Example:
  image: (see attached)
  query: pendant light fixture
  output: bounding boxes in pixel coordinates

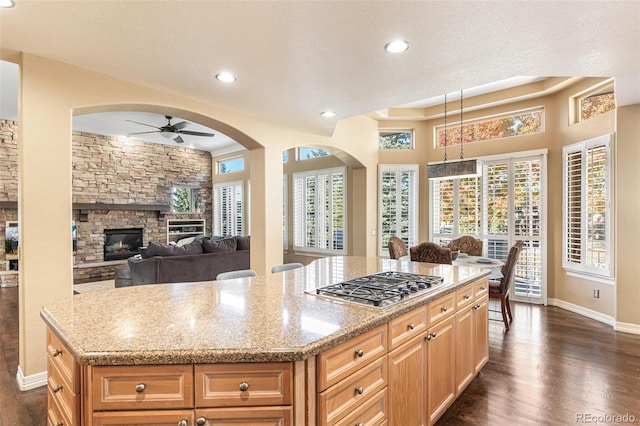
[427,89,479,180]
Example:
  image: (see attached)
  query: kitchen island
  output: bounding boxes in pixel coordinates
[41,256,491,425]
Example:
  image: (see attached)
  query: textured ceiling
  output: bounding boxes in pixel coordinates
[1,1,639,139]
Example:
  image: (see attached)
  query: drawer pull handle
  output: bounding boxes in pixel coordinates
[52,348,62,357]
[239,381,249,392]
[51,384,63,393]
[355,386,364,395]
[464,294,471,300]
[196,417,207,426]
[178,420,188,426]
[355,349,364,357]
[431,332,437,338]
[408,323,415,330]
[356,423,364,426]
[135,383,146,393]
[481,286,486,290]
[425,334,431,341]
[441,306,448,312]
[54,422,64,426]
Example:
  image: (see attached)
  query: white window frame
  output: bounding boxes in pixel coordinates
[213,180,244,237]
[378,164,419,256]
[171,186,200,213]
[292,166,346,255]
[378,129,415,150]
[573,79,615,124]
[216,156,245,174]
[562,134,614,280]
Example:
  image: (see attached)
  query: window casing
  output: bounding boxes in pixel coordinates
[293,167,345,254]
[217,157,245,174]
[298,147,330,160]
[434,107,544,148]
[563,134,613,278]
[379,130,414,149]
[577,83,616,122]
[213,181,244,237]
[378,165,419,256]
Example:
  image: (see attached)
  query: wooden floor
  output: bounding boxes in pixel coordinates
[1,286,639,425]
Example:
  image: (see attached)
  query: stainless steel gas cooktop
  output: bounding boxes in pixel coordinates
[314,271,444,308]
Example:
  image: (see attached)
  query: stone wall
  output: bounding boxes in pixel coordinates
[0,120,214,281]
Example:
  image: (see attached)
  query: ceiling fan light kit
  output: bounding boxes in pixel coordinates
[126,115,215,144]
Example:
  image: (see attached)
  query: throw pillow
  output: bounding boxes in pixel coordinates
[202,237,237,253]
[145,240,203,257]
[176,236,196,247]
[236,236,250,251]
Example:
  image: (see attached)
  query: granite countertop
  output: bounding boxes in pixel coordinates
[41,256,490,366]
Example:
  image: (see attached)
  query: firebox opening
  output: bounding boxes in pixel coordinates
[104,228,143,261]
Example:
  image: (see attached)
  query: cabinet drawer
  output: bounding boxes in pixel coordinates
[92,409,194,425]
[195,362,292,407]
[456,283,475,309]
[47,364,79,425]
[318,357,387,426]
[47,329,79,392]
[428,292,456,325]
[47,386,72,426]
[388,306,428,350]
[196,406,293,425]
[474,277,489,299]
[317,325,387,391]
[91,364,194,410]
[331,388,387,426]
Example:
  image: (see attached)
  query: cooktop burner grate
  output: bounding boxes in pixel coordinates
[315,271,444,307]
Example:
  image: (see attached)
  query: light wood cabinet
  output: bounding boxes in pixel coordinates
[195,406,293,425]
[426,315,456,425]
[92,410,194,425]
[46,329,80,426]
[387,332,427,426]
[455,302,476,394]
[473,295,489,373]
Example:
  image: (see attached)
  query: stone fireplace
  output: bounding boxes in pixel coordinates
[103,228,143,261]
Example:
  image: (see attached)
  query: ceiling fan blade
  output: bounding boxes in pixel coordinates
[172,121,189,130]
[173,135,185,144]
[127,131,160,136]
[178,130,215,137]
[126,120,161,129]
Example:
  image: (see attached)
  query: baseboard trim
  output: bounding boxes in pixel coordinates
[614,321,640,335]
[16,365,47,391]
[547,298,615,327]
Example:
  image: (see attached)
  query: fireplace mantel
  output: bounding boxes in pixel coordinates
[1,201,170,221]
[73,203,170,221]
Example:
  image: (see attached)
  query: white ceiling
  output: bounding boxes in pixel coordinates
[1,1,639,146]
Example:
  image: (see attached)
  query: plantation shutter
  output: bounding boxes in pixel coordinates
[378,165,418,256]
[564,148,583,266]
[213,181,243,237]
[483,162,509,259]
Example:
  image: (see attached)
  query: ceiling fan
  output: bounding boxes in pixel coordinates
[126,115,215,144]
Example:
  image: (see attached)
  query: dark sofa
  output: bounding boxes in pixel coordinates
[125,236,250,286]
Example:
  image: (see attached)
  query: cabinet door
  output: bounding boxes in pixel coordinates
[427,316,456,425]
[387,335,426,426]
[195,406,292,426]
[455,305,474,395]
[92,409,194,425]
[473,295,489,373]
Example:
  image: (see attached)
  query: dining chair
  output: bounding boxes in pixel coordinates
[448,236,483,256]
[271,263,304,273]
[388,235,408,259]
[409,242,453,264]
[488,240,524,331]
[216,269,257,280]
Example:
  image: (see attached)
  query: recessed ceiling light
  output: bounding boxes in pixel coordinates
[0,0,15,8]
[385,40,409,53]
[216,73,236,83]
[321,111,336,118]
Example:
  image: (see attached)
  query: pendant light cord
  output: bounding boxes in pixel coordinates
[459,89,464,160]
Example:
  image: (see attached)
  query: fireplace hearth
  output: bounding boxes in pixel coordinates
[104,228,143,261]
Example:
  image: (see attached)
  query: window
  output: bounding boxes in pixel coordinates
[217,156,244,174]
[430,153,546,302]
[298,147,329,160]
[435,107,544,147]
[577,84,615,122]
[172,186,200,213]
[213,181,244,236]
[379,130,414,149]
[283,174,288,249]
[563,134,613,278]
[293,167,345,253]
[378,165,419,256]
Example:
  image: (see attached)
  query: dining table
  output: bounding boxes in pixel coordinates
[453,254,505,279]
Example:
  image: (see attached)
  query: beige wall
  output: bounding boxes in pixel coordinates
[11,53,379,380]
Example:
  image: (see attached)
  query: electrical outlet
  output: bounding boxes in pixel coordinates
[593,288,600,299]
